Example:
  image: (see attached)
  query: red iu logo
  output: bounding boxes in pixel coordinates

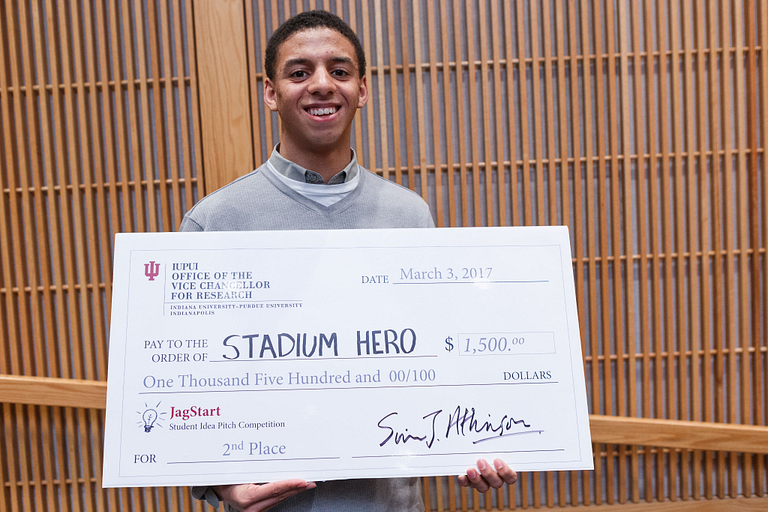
[144,261,160,281]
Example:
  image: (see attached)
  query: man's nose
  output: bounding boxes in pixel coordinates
[308,68,335,94]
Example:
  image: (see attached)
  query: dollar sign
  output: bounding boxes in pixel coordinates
[445,336,454,352]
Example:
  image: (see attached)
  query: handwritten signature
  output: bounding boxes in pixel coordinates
[378,410,442,448]
[378,406,543,449]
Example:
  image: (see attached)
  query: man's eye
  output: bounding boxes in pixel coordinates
[331,69,350,77]
[290,70,308,78]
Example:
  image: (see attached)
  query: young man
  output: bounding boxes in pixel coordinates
[182,10,516,511]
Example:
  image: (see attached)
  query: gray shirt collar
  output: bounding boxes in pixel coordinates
[268,145,360,184]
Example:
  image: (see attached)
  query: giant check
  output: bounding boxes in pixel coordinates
[103,226,592,487]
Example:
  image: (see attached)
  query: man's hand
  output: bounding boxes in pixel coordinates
[457,459,517,493]
[213,480,316,512]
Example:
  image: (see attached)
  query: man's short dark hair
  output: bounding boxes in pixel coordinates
[264,10,366,80]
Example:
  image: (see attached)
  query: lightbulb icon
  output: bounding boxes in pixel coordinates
[142,409,158,432]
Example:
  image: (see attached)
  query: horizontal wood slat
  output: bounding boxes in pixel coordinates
[0,375,107,410]
[590,416,768,455]
[2,375,767,455]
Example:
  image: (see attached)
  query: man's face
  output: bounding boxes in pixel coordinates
[264,28,368,157]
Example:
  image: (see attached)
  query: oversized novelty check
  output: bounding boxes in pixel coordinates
[102,227,592,487]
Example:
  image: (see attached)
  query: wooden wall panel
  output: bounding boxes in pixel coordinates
[1,0,767,511]
[193,0,252,192]
[0,0,204,510]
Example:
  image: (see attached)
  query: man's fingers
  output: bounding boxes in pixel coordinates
[255,481,316,510]
[266,479,316,495]
[464,466,490,493]
[456,470,475,488]
[492,458,518,485]
[258,480,316,507]
[216,480,315,512]
[457,460,518,494]
[261,479,316,502]
[475,459,503,489]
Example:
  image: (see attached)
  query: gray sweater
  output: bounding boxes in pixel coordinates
[179,158,434,233]
[181,153,432,512]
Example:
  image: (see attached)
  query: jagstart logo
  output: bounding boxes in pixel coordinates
[137,401,167,433]
[169,405,222,421]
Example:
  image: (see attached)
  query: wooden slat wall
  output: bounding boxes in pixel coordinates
[0,0,205,510]
[0,0,767,510]
[242,0,768,509]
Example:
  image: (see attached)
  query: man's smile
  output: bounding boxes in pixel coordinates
[307,106,339,116]
[306,105,340,118]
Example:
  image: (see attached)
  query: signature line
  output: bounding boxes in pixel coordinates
[352,448,564,459]
[166,456,340,464]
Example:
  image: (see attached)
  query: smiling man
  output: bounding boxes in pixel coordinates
[181,10,516,512]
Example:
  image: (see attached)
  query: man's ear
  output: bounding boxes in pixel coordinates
[264,78,279,112]
[357,75,369,109]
